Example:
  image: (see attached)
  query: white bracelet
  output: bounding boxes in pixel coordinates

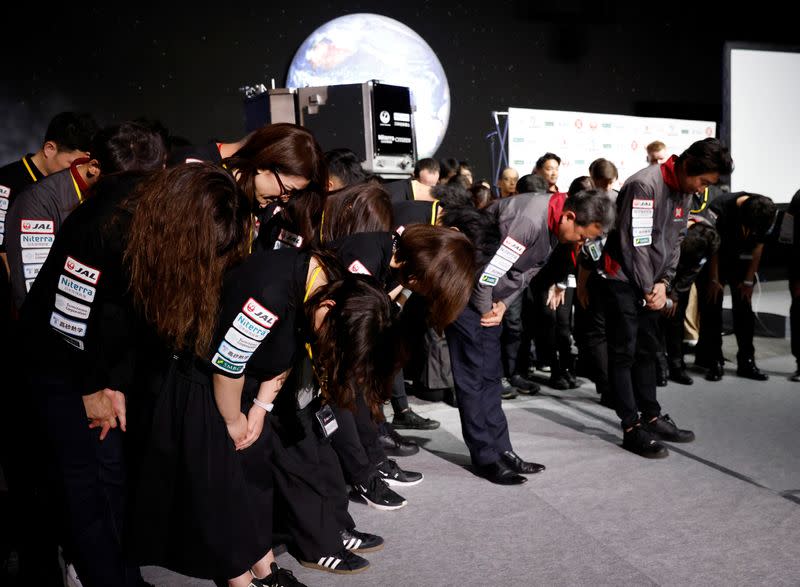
[743,280,754,287]
[253,398,274,412]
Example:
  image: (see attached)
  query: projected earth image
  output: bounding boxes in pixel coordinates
[286,13,450,158]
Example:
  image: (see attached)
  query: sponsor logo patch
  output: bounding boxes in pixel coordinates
[23,264,42,279]
[0,210,5,221]
[633,235,653,247]
[25,279,34,292]
[488,255,513,273]
[20,234,54,248]
[233,312,269,340]
[55,293,91,319]
[632,227,652,237]
[674,207,684,220]
[218,340,253,363]
[632,199,654,209]
[64,256,101,285]
[22,249,49,264]
[0,185,10,198]
[242,298,278,328]
[20,219,54,234]
[502,236,526,255]
[348,260,372,275]
[184,158,203,164]
[212,352,245,374]
[395,225,406,235]
[632,209,654,218]
[276,229,303,248]
[479,273,499,286]
[58,275,96,303]
[224,327,260,352]
[50,311,87,337]
[483,263,506,278]
[494,245,521,263]
[632,217,654,228]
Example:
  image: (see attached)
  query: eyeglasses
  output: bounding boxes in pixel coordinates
[272,168,296,198]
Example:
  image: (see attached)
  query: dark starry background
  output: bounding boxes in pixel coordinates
[0,1,795,181]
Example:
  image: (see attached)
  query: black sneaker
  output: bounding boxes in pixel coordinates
[500,377,518,399]
[622,426,669,459]
[351,474,408,510]
[341,528,384,553]
[392,408,440,430]
[547,374,570,390]
[299,547,369,574]
[253,562,306,586]
[642,414,695,443]
[377,423,419,457]
[376,458,424,487]
[736,358,769,381]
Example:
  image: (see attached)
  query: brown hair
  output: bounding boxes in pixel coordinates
[225,123,328,245]
[125,163,253,356]
[305,275,397,419]
[319,181,393,243]
[393,224,475,331]
[588,159,618,191]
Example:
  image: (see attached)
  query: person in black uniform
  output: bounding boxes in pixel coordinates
[383,157,439,203]
[123,164,303,587]
[694,192,777,381]
[600,138,733,458]
[17,157,172,586]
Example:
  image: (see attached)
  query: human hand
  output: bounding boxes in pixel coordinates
[480,301,507,327]
[236,404,267,450]
[645,282,667,310]
[661,296,678,317]
[84,390,119,441]
[225,412,249,446]
[737,281,754,303]
[546,285,566,310]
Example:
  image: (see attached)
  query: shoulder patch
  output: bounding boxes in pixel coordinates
[347,260,372,275]
[632,199,654,209]
[20,219,54,234]
[64,256,101,285]
[242,298,278,329]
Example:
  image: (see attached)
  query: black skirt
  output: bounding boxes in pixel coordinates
[126,356,274,580]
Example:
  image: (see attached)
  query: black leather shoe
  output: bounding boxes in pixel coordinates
[736,358,769,381]
[500,450,545,474]
[705,360,724,382]
[642,414,695,443]
[377,424,419,457]
[656,373,668,387]
[668,367,694,385]
[477,460,527,485]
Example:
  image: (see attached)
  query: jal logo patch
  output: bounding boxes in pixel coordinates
[277,229,303,248]
[58,275,96,303]
[243,298,278,329]
[632,199,654,209]
[502,236,526,256]
[21,219,54,234]
[64,256,101,285]
[347,260,372,275]
[20,234,54,248]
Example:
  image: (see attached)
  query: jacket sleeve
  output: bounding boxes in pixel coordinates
[618,180,656,295]
[6,192,53,312]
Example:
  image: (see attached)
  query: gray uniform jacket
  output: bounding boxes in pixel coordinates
[602,159,690,295]
[470,192,562,314]
[6,169,82,311]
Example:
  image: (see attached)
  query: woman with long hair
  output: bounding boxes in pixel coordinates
[123,163,303,587]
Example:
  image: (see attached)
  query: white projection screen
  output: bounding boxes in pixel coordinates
[724,43,800,204]
[507,108,715,193]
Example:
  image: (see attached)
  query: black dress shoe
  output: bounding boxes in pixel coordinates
[477,460,527,485]
[705,360,724,382]
[377,424,419,457]
[500,450,545,474]
[668,367,694,385]
[736,358,769,381]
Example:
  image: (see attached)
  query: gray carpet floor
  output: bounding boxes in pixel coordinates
[143,283,800,587]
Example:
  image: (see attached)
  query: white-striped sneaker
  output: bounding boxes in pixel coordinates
[341,528,384,553]
[299,548,370,574]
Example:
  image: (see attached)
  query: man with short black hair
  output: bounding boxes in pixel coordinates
[600,137,733,458]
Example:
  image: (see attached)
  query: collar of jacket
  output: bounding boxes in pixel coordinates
[660,155,680,192]
[547,192,568,234]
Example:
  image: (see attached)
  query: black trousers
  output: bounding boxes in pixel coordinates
[446,305,512,466]
[331,392,386,486]
[601,280,662,430]
[500,293,525,377]
[660,289,691,370]
[37,381,142,587]
[574,272,609,395]
[271,400,354,562]
[695,263,756,364]
[791,275,800,369]
[533,286,574,375]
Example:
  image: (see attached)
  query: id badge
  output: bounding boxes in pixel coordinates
[315,404,339,438]
[585,240,602,261]
[567,273,577,289]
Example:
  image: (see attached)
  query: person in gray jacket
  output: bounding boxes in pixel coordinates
[446,188,614,485]
[599,138,733,458]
